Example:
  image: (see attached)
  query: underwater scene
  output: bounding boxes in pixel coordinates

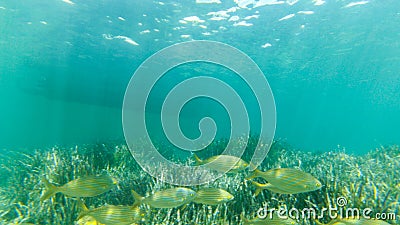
[0,0,399,224]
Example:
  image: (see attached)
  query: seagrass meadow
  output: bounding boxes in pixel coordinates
[2,0,400,224]
[0,139,399,225]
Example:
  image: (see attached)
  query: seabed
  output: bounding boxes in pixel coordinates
[0,139,399,225]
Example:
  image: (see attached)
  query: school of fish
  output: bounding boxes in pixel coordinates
[38,153,393,224]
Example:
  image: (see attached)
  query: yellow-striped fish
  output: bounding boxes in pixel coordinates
[132,187,196,208]
[241,213,298,225]
[41,175,117,201]
[193,188,234,205]
[246,168,322,194]
[77,199,145,225]
[194,154,249,173]
[315,218,391,225]
[77,215,105,225]
[251,181,294,196]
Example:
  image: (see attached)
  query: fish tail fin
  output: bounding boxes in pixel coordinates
[193,153,202,165]
[245,168,261,180]
[251,181,264,197]
[40,177,58,201]
[77,198,89,211]
[76,198,89,220]
[254,168,262,176]
[131,189,144,207]
[245,171,256,180]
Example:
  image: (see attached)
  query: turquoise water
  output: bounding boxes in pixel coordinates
[1,0,400,153]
